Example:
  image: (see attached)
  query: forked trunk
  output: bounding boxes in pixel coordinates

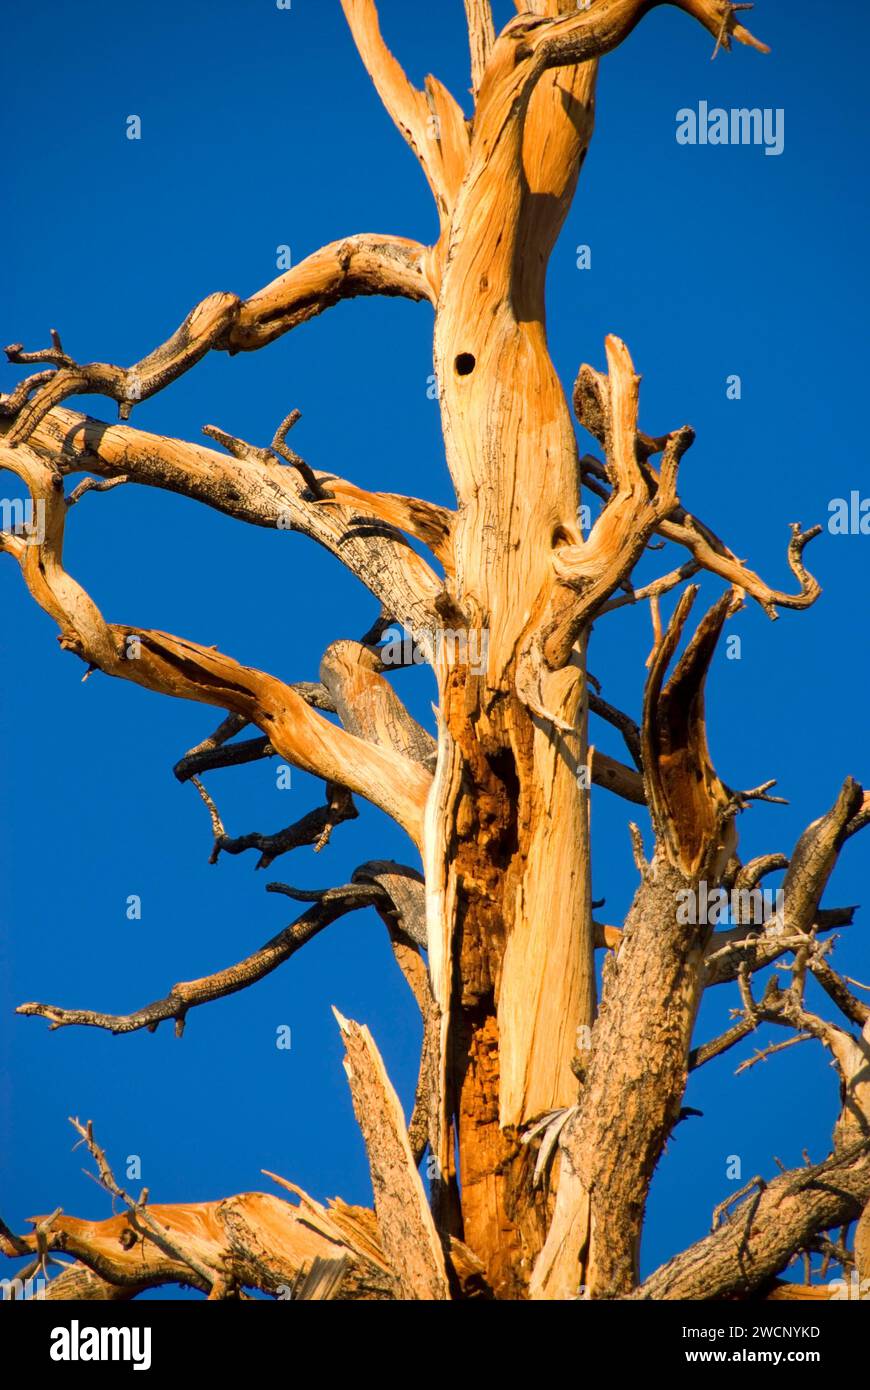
[423,40,598,1296]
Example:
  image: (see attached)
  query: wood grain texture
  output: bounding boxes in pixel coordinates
[5,0,864,1309]
[334,1010,450,1300]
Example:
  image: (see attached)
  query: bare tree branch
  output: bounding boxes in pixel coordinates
[2,236,435,445]
[635,1139,870,1300]
[1,402,445,636]
[588,690,643,769]
[340,0,470,228]
[464,0,496,97]
[69,1119,219,1293]
[0,444,432,843]
[659,514,822,618]
[523,0,769,71]
[641,586,736,878]
[191,777,358,869]
[579,448,823,621]
[2,1154,395,1300]
[591,749,645,804]
[16,881,387,1037]
[320,639,437,768]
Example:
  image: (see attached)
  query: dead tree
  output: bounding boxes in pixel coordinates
[1,0,868,1302]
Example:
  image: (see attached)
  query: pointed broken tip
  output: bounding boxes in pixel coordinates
[331,1004,350,1033]
[735,25,771,55]
[603,332,631,361]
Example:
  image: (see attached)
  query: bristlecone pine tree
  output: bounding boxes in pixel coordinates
[2,0,868,1303]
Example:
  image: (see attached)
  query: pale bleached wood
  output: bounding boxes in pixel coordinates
[353,861,440,1165]
[1,1190,394,1300]
[320,640,436,768]
[340,0,470,228]
[425,21,600,1288]
[533,591,743,1299]
[0,446,431,846]
[520,0,768,73]
[464,0,495,97]
[333,1009,450,1300]
[4,404,444,639]
[316,480,454,569]
[12,0,865,1314]
[236,233,438,347]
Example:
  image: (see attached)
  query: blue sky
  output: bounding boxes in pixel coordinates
[2,0,868,1296]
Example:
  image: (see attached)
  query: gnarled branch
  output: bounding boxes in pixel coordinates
[2,236,435,445]
[0,444,433,842]
[0,402,445,636]
[16,880,387,1037]
[1,1130,395,1300]
[635,1138,870,1301]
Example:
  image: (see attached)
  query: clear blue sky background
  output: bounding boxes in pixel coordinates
[2,0,867,1297]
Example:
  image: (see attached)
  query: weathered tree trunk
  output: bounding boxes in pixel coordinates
[423,13,598,1294]
[3,0,869,1308]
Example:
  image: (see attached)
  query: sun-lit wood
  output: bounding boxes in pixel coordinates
[3,1,867,1305]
